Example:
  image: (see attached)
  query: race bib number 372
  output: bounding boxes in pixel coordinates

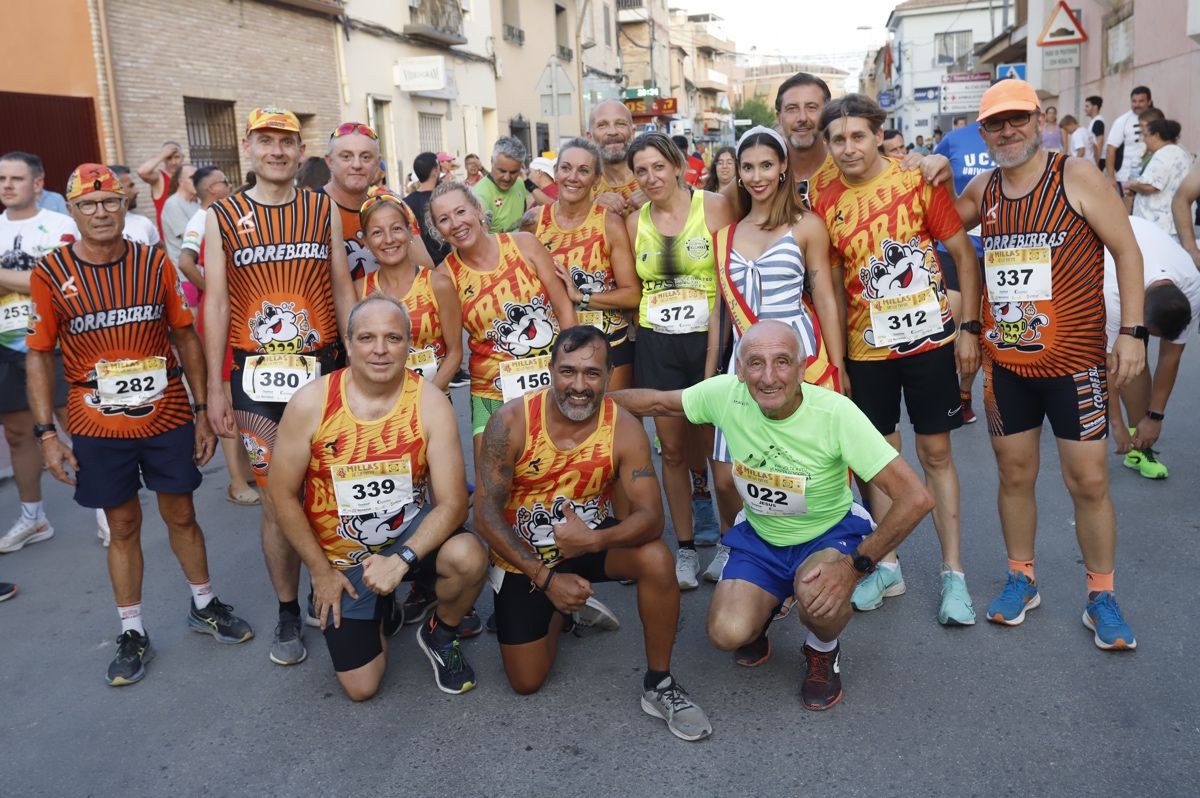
[647,289,709,334]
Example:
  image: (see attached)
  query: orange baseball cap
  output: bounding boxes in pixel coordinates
[246,106,302,137]
[65,164,125,201]
[977,79,1040,122]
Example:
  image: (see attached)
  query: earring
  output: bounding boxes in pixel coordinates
[779,174,786,183]
[737,178,744,187]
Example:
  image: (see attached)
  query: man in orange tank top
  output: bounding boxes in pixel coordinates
[587,100,645,217]
[269,295,486,700]
[474,325,712,741]
[954,79,1147,650]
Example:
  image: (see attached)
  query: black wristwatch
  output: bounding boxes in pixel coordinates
[397,546,420,568]
[1118,325,1149,341]
[32,423,57,439]
[192,403,207,414]
[959,320,982,334]
[1146,410,1165,421]
[851,552,876,574]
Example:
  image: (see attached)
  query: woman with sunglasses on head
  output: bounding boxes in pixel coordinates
[534,138,641,390]
[356,191,463,393]
[625,132,735,590]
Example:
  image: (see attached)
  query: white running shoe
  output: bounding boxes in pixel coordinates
[96,509,110,548]
[675,548,700,590]
[0,515,54,553]
[573,596,620,630]
[702,544,729,583]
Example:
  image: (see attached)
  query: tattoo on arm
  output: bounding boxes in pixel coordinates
[478,418,540,566]
[631,464,655,480]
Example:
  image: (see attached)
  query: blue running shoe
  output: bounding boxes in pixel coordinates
[692,496,720,546]
[851,563,905,611]
[986,572,1040,625]
[1083,592,1137,650]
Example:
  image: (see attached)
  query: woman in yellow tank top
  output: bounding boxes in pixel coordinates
[354,192,463,392]
[536,138,641,390]
[428,181,577,454]
[625,132,734,584]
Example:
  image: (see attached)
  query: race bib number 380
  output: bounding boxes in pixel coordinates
[868,286,943,347]
[242,354,319,403]
[499,355,551,402]
[95,357,168,406]
[647,289,709,334]
[984,246,1053,303]
[732,460,808,516]
[331,459,414,517]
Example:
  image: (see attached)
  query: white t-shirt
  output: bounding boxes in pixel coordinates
[123,213,160,246]
[1105,216,1200,348]
[1108,109,1145,182]
[1069,126,1096,162]
[180,207,206,256]
[0,208,79,351]
[1132,144,1195,238]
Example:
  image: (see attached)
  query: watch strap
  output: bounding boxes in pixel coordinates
[1146,410,1165,421]
[397,545,419,567]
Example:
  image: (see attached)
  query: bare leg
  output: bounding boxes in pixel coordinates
[707,577,779,650]
[432,533,487,626]
[105,496,145,606]
[156,492,210,585]
[655,415,694,543]
[990,428,1041,562]
[607,540,679,671]
[1057,438,1116,573]
[1,410,43,503]
[914,431,962,571]
[865,431,902,563]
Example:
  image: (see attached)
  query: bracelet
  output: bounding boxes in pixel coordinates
[192,403,207,413]
[1146,410,1165,421]
[579,292,591,311]
[540,569,556,592]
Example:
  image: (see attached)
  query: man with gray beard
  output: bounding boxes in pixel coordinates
[473,324,712,741]
[587,100,646,216]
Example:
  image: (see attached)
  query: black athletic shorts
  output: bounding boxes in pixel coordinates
[982,357,1108,441]
[845,344,963,436]
[73,423,203,509]
[935,247,960,293]
[632,328,707,390]
[609,331,634,369]
[0,348,68,414]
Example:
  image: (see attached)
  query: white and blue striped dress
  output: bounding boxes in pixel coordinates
[713,230,818,462]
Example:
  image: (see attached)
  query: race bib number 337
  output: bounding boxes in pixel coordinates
[984,246,1052,303]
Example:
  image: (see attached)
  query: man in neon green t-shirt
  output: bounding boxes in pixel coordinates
[612,320,934,711]
[472,137,531,233]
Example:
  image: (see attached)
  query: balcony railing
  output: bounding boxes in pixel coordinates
[503,23,525,45]
[616,0,643,10]
[557,45,573,62]
[404,0,468,47]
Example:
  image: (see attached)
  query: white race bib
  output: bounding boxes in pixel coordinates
[984,247,1053,303]
[487,563,507,594]
[647,289,709,334]
[868,285,943,346]
[499,355,551,402]
[732,460,808,516]
[0,293,30,334]
[331,459,414,518]
[406,347,439,381]
[242,354,319,403]
[577,310,606,330]
[95,357,168,406]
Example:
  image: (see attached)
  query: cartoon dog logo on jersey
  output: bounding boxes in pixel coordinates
[488,296,556,358]
[860,236,952,352]
[345,238,375,280]
[569,266,608,296]
[987,302,1049,352]
[249,301,320,354]
[241,433,269,472]
[340,504,418,562]
[83,391,156,418]
[514,496,606,565]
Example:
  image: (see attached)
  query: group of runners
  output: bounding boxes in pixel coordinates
[3,71,1192,741]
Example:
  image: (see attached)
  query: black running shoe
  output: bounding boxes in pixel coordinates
[384,593,404,638]
[188,597,254,644]
[402,586,438,626]
[801,643,843,711]
[417,621,477,694]
[449,368,470,389]
[734,633,771,667]
[456,608,484,639]
[485,611,497,634]
[107,629,154,686]
[0,582,17,602]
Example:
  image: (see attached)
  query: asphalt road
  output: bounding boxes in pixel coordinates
[3,340,1199,797]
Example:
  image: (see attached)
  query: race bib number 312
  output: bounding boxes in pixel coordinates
[868,286,943,347]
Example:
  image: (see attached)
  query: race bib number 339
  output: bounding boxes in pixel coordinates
[732,461,808,516]
[984,246,1052,303]
[499,355,551,402]
[331,459,414,517]
[243,354,319,403]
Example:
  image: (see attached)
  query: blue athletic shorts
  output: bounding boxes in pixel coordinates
[73,423,203,509]
[721,503,875,601]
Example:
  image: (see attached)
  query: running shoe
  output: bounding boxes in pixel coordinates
[1083,591,1137,650]
[692,497,720,546]
[269,612,307,665]
[641,676,712,741]
[573,596,620,631]
[449,368,470,389]
[702,544,730,583]
[734,633,771,667]
[384,593,404,638]
[938,571,976,626]
[851,563,905,611]
[417,620,477,694]
[485,612,497,634]
[457,608,485,638]
[801,643,843,711]
[0,515,54,554]
[106,629,154,686]
[304,590,321,628]
[960,390,977,424]
[0,582,17,602]
[187,598,254,643]
[96,509,110,548]
[986,572,1040,626]
[675,548,700,590]
[402,586,439,626]
[1124,448,1168,480]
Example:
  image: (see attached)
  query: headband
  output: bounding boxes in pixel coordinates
[736,125,789,157]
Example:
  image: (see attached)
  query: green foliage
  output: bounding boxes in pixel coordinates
[733,97,776,128]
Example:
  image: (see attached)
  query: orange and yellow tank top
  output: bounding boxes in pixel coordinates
[496,389,619,573]
[442,233,558,400]
[303,369,429,569]
[535,203,628,337]
[360,267,446,380]
[594,173,638,202]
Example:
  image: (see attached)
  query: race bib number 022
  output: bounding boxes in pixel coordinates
[984,246,1052,303]
[732,460,808,516]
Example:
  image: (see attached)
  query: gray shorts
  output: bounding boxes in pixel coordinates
[0,349,68,414]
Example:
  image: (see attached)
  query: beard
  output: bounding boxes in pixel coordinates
[988,135,1041,168]
[787,129,817,151]
[552,386,601,422]
[599,141,630,164]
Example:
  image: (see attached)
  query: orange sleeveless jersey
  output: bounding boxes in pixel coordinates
[534,203,628,337]
[211,189,338,355]
[303,369,429,569]
[360,267,447,364]
[980,152,1105,377]
[813,160,962,362]
[594,174,638,201]
[333,195,421,282]
[442,233,558,400]
[496,389,619,573]
[26,243,195,438]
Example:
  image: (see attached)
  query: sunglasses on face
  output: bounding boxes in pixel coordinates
[330,122,378,141]
[981,113,1034,133]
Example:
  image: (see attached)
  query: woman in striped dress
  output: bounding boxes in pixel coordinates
[701,126,846,603]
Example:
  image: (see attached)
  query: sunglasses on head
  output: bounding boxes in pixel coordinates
[330,122,378,141]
